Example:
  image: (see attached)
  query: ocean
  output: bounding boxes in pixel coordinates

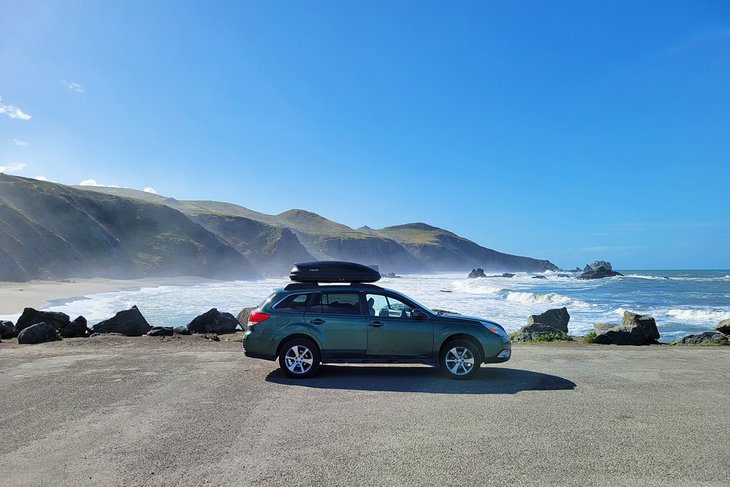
[4,270,730,342]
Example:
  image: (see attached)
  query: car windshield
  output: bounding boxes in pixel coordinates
[388,290,435,316]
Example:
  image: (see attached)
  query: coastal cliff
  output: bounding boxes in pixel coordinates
[0,174,558,280]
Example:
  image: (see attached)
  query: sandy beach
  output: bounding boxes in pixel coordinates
[0,277,217,315]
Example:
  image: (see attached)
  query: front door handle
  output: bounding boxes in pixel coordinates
[368,321,384,328]
[310,318,325,325]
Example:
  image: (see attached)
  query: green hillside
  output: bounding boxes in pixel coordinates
[0,176,561,280]
[0,175,260,281]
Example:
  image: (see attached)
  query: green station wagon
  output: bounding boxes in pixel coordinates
[243,261,511,379]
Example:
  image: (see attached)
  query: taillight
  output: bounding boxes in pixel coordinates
[247,311,270,329]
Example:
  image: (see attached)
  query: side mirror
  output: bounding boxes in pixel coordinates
[412,308,427,320]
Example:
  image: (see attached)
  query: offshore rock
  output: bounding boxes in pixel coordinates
[673,332,728,346]
[187,308,239,334]
[467,268,486,279]
[577,266,622,280]
[17,322,58,344]
[92,305,151,336]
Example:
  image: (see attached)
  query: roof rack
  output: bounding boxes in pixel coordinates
[284,282,384,291]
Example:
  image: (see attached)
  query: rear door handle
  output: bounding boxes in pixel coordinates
[310,318,325,325]
[368,321,384,328]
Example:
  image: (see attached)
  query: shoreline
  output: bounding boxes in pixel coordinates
[0,276,219,316]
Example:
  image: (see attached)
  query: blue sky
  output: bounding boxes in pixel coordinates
[1,0,728,269]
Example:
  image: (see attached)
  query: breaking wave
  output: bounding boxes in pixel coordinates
[504,291,587,307]
[666,308,730,322]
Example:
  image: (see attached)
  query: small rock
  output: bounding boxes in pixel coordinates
[514,323,569,342]
[236,307,256,327]
[557,274,570,278]
[717,319,730,335]
[173,326,191,335]
[0,320,15,339]
[673,332,728,346]
[147,327,174,337]
[500,273,515,278]
[532,275,548,279]
[17,322,58,344]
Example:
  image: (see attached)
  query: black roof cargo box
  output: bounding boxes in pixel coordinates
[290,261,381,283]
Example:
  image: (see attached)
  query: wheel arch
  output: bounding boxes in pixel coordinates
[276,333,322,358]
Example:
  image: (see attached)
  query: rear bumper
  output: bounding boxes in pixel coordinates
[243,350,276,361]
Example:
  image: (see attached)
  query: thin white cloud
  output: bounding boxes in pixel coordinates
[60,80,85,93]
[79,179,119,188]
[12,138,29,146]
[0,97,32,120]
[0,162,27,173]
[143,187,157,194]
[34,176,49,181]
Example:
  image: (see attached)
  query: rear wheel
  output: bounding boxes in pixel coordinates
[441,339,481,380]
[279,338,321,378]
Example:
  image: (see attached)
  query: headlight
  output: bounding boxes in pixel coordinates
[482,321,508,338]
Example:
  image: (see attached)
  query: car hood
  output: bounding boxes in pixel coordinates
[436,313,505,330]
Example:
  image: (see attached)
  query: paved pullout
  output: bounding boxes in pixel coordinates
[1,336,728,486]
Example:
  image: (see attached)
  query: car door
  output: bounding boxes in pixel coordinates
[304,291,367,359]
[364,292,434,358]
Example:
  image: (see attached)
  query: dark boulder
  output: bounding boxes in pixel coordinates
[577,266,622,280]
[92,305,151,336]
[527,307,570,333]
[148,326,174,337]
[467,268,486,279]
[673,332,728,346]
[513,307,571,342]
[514,323,569,342]
[622,311,660,342]
[14,308,87,338]
[17,322,58,344]
[64,316,89,337]
[173,326,191,335]
[501,273,515,278]
[0,320,15,339]
[236,307,256,327]
[187,308,239,334]
[532,275,548,279]
[593,311,660,345]
[15,308,70,335]
[557,274,570,278]
[717,319,730,335]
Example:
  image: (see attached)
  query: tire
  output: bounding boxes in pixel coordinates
[441,339,481,380]
[279,338,321,378]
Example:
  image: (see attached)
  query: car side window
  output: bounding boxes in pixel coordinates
[309,292,362,315]
[274,293,312,311]
[365,293,413,319]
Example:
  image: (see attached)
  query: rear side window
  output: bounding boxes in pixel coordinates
[309,292,362,315]
[274,293,312,311]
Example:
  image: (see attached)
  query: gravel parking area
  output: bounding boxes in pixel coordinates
[1,336,728,486]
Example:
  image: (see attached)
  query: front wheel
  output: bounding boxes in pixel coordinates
[441,339,481,380]
[279,338,321,378]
